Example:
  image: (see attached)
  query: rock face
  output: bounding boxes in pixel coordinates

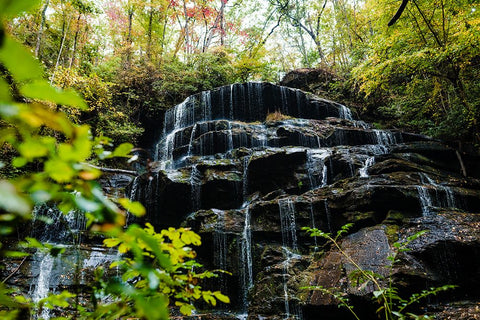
[131,82,480,319]
[4,82,480,320]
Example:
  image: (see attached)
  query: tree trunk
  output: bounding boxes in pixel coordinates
[50,12,70,85]
[146,0,154,60]
[183,0,190,56]
[126,6,134,66]
[69,13,82,68]
[35,0,50,58]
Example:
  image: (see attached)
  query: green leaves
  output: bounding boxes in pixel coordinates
[118,198,145,217]
[0,36,43,82]
[102,224,229,319]
[0,0,41,18]
[20,81,87,109]
[0,181,31,215]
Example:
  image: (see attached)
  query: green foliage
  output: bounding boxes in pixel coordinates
[96,224,229,319]
[302,225,456,320]
[352,0,480,144]
[0,2,228,319]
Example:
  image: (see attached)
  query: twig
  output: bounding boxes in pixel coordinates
[2,256,28,284]
[82,163,137,176]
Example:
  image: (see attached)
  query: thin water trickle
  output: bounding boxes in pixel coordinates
[278,198,298,251]
[417,186,433,216]
[360,156,375,178]
[309,205,318,251]
[240,204,253,313]
[191,164,202,212]
[324,199,332,233]
[277,198,302,319]
[242,155,251,203]
[213,209,228,293]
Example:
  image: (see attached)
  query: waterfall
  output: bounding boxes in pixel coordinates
[229,84,234,119]
[227,122,234,151]
[239,205,253,314]
[154,83,357,169]
[420,173,458,209]
[360,156,375,178]
[213,209,228,293]
[31,252,55,320]
[417,186,433,216]
[126,176,140,225]
[201,90,212,121]
[373,129,399,145]
[186,123,198,158]
[415,173,460,216]
[306,149,331,189]
[339,104,353,120]
[278,198,303,319]
[359,145,388,178]
[278,198,298,251]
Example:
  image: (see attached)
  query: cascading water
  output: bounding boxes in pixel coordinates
[154,82,354,169]
[417,186,433,216]
[278,198,302,319]
[306,149,331,189]
[239,205,254,314]
[415,173,461,216]
[278,198,298,251]
[123,81,480,319]
[213,209,228,294]
[339,104,353,121]
[31,251,55,320]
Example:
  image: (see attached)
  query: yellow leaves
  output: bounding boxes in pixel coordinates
[176,302,195,316]
[118,198,146,217]
[44,159,76,183]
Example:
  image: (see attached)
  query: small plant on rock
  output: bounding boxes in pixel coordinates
[302,224,456,320]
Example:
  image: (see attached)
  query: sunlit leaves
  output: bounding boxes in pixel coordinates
[118,198,145,216]
[103,224,229,318]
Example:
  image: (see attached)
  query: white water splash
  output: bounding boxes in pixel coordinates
[32,252,55,320]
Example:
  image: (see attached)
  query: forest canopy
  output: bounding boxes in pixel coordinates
[2,0,478,148]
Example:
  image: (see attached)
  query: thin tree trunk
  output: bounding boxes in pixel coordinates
[183,0,190,56]
[69,13,82,68]
[50,14,70,85]
[147,1,154,60]
[219,0,225,45]
[35,0,50,58]
[126,6,134,66]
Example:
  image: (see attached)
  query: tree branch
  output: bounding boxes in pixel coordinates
[388,0,409,26]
